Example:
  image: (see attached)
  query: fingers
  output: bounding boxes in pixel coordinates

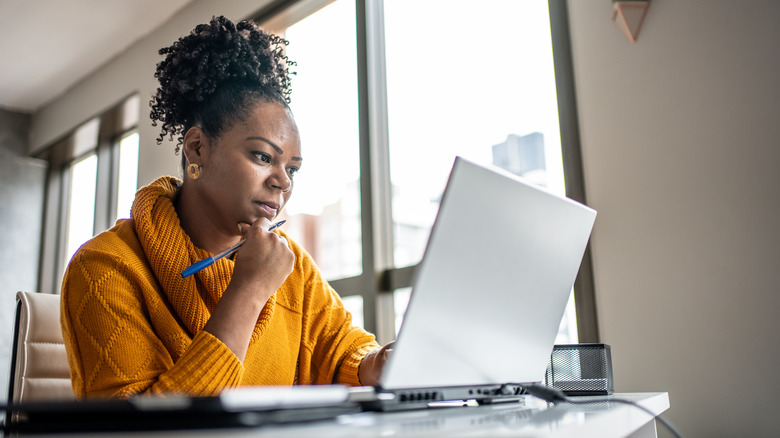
[255,218,273,233]
[237,218,270,236]
[379,341,395,354]
[231,219,294,292]
[381,342,394,360]
[234,218,292,264]
[358,343,394,386]
[238,218,273,242]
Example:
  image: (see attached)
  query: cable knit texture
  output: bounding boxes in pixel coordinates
[60,176,378,398]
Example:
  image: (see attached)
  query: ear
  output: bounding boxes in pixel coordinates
[182,126,208,166]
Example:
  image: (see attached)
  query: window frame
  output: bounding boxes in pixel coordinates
[548,0,599,343]
[253,0,598,344]
[37,94,140,294]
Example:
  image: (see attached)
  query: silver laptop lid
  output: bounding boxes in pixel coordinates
[381,157,596,390]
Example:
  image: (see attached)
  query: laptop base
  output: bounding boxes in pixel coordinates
[361,383,531,412]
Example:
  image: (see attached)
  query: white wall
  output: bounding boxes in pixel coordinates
[567,1,780,436]
[29,0,275,186]
[0,109,46,406]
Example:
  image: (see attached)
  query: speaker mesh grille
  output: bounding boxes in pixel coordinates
[544,344,614,395]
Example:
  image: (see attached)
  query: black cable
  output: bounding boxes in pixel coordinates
[520,383,683,438]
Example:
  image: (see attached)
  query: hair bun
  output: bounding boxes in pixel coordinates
[150,16,294,150]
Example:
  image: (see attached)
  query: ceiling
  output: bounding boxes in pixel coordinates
[0,0,195,113]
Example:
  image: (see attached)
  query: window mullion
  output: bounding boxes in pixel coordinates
[38,166,65,294]
[55,166,72,292]
[108,136,121,225]
[357,0,395,343]
[93,136,113,236]
[548,0,599,343]
[365,0,395,344]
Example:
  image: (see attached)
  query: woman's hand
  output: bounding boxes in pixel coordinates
[358,341,395,386]
[232,218,295,301]
[203,218,294,362]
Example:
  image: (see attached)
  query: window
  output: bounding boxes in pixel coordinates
[383,0,578,343]
[38,95,140,293]
[274,0,363,281]
[63,154,98,273]
[263,0,383,332]
[116,132,140,221]
[254,0,595,345]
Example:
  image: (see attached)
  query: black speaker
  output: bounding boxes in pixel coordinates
[544,344,614,396]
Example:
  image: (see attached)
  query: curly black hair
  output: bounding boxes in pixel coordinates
[149,16,295,153]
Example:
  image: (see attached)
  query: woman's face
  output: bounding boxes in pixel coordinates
[190,100,302,235]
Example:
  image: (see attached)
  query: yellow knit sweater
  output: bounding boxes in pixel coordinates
[60,177,379,398]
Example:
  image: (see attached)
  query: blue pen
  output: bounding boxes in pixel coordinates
[181,220,286,278]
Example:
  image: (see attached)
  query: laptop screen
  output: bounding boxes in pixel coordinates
[380,157,596,390]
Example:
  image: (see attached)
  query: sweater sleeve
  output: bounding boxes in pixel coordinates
[61,243,243,399]
[294,248,380,386]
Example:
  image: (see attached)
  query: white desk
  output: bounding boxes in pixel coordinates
[36,392,669,438]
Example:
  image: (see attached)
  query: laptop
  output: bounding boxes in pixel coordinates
[361,156,596,411]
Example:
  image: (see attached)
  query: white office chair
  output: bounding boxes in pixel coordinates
[7,291,74,404]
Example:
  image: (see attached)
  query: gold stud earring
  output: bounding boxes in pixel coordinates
[187,163,200,180]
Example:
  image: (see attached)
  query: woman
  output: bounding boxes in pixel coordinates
[60,16,390,398]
